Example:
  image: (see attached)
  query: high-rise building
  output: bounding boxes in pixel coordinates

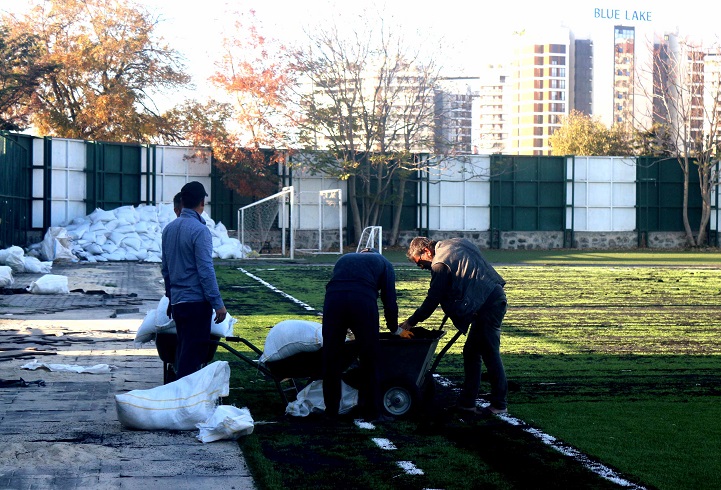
[507,28,571,156]
[434,77,479,154]
[476,68,509,154]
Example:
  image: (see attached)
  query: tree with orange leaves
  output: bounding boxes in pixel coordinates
[3,0,189,143]
[176,10,296,198]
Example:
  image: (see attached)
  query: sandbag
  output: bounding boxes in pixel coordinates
[27,274,69,294]
[196,405,254,443]
[260,319,323,364]
[115,360,230,430]
[134,297,237,346]
[134,310,157,345]
[0,266,13,288]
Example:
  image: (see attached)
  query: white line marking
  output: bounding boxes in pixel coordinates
[372,438,397,450]
[397,461,424,475]
[433,373,646,490]
[237,267,318,312]
[354,419,376,430]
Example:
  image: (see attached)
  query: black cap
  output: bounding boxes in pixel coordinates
[181,181,208,201]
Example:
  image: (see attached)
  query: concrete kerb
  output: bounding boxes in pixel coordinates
[0,261,256,490]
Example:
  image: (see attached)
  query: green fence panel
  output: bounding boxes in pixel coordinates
[636,156,703,233]
[0,134,32,248]
[490,155,566,233]
[85,141,142,213]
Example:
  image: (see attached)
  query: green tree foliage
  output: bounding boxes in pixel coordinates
[3,0,190,142]
[0,25,58,131]
[549,110,635,156]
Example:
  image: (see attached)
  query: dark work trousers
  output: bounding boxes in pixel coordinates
[172,301,213,379]
[457,286,508,410]
[322,291,381,419]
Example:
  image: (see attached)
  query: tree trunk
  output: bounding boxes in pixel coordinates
[389,177,407,246]
[680,157,696,246]
[697,163,712,246]
[348,175,363,243]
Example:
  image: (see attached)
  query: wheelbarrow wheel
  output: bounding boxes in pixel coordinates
[381,376,420,417]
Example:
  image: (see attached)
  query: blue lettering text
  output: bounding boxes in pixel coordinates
[594,8,620,20]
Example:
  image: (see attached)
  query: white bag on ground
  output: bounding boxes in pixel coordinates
[0,266,13,288]
[260,319,323,363]
[285,379,358,417]
[115,360,230,430]
[196,405,254,443]
[27,274,69,294]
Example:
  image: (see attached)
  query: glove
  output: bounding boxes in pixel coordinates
[399,330,414,340]
[166,302,172,319]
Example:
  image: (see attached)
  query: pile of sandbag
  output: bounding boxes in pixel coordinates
[0,245,53,275]
[27,203,251,263]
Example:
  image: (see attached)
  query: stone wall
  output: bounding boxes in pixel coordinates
[243,229,697,252]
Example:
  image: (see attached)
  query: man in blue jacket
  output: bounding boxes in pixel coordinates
[323,248,407,421]
[161,181,227,379]
[401,237,508,416]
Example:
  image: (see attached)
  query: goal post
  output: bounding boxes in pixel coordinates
[356,226,382,254]
[238,186,294,259]
[295,188,344,255]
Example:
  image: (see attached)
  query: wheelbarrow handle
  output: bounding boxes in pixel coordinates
[428,314,462,376]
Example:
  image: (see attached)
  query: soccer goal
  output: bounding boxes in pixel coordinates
[238,186,295,259]
[295,188,344,255]
[356,226,382,254]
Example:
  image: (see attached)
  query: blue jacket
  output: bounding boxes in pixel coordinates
[325,252,399,332]
[161,208,224,310]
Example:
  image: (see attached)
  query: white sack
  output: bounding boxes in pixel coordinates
[285,380,358,417]
[27,274,69,294]
[4,246,25,273]
[0,266,13,288]
[21,360,115,374]
[22,256,52,274]
[260,319,323,364]
[196,405,254,443]
[133,297,236,345]
[40,227,77,262]
[134,309,158,345]
[115,360,230,430]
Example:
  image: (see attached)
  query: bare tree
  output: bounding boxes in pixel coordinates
[639,34,721,246]
[288,12,443,245]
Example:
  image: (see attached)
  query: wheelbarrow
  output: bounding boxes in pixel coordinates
[375,316,463,417]
[155,330,358,407]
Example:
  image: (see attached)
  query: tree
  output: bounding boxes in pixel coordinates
[289,11,441,244]
[549,110,635,156]
[174,10,295,198]
[3,0,190,143]
[0,25,58,131]
[639,35,721,246]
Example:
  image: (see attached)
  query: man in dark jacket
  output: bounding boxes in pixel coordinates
[322,248,407,421]
[401,237,508,415]
[161,181,227,379]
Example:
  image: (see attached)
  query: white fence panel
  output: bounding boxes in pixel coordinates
[567,157,636,231]
[287,163,346,231]
[422,156,491,231]
[147,146,213,216]
[43,138,87,226]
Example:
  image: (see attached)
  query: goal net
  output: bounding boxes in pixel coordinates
[238,186,294,259]
[356,226,382,254]
[295,188,343,254]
